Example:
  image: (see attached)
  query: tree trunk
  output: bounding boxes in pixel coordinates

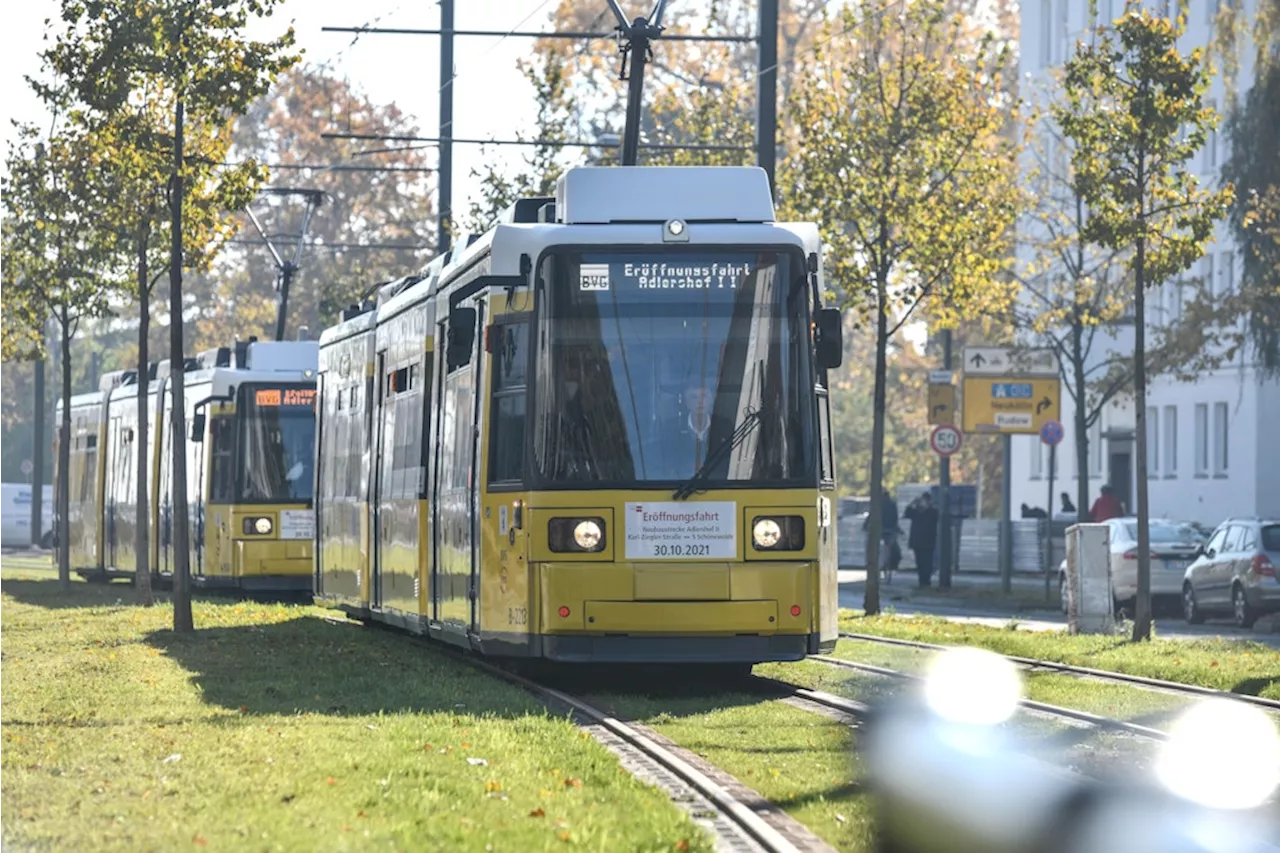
[32,345,46,549]
[864,270,890,616]
[1132,231,1152,642]
[170,94,193,633]
[57,309,72,595]
[1072,327,1090,523]
[136,227,154,607]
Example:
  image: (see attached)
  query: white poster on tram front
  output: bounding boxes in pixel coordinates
[624,501,736,560]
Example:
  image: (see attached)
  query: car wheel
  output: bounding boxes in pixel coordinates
[1182,583,1205,625]
[1232,585,1257,630]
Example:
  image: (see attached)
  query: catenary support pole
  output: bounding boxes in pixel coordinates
[438,0,455,253]
[1001,433,1013,593]
[938,329,953,588]
[755,0,778,198]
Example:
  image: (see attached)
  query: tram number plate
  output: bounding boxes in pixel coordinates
[624,501,736,560]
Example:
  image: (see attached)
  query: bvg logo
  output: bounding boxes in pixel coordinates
[579,264,610,291]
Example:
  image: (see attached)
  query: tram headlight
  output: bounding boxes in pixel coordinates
[548,517,607,553]
[751,516,805,551]
[242,516,273,536]
[573,520,602,550]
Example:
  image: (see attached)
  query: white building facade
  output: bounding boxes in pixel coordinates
[1010,0,1280,528]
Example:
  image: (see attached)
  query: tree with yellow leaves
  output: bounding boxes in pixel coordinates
[784,0,1021,613]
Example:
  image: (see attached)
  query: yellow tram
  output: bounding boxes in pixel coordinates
[314,166,842,664]
[56,338,319,593]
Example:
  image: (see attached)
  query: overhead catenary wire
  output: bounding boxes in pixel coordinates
[321,26,755,43]
[321,131,750,152]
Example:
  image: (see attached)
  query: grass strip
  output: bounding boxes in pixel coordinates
[838,611,1280,700]
[582,688,872,852]
[1,568,713,852]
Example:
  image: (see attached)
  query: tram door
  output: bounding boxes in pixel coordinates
[106,414,123,567]
[371,350,392,611]
[432,301,481,635]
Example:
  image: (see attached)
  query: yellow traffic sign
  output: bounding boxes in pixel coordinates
[927,383,956,425]
[961,376,1062,434]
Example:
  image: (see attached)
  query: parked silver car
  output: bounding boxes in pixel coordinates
[1182,517,1280,628]
[1058,517,1205,613]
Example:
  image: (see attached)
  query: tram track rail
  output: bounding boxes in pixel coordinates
[811,654,1171,741]
[840,631,1280,713]
[464,656,845,853]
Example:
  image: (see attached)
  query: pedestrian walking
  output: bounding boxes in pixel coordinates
[1089,484,1124,523]
[904,492,940,587]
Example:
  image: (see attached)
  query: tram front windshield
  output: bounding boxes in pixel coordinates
[240,385,316,503]
[533,249,816,487]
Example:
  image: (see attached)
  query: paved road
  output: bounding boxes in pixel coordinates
[837,569,1280,649]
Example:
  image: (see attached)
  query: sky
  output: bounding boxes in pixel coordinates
[2,0,563,205]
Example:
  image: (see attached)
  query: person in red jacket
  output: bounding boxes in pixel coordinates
[1089,484,1125,522]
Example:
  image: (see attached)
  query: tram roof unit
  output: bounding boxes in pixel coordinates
[373,166,821,325]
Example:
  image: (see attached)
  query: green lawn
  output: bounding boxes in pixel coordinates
[838,612,1280,700]
[1,568,714,852]
[581,685,872,852]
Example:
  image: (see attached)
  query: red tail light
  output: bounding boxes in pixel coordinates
[1252,555,1276,577]
[1122,550,1158,560]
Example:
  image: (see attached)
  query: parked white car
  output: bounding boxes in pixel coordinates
[1057,517,1205,613]
[1,483,55,549]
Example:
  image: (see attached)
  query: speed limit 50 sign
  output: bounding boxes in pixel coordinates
[930,424,963,457]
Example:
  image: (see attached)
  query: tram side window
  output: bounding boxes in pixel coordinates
[346,384,362,499]
[489,322,528,485]
[210,417,235,502]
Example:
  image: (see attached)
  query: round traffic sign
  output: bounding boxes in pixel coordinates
[20,459,33,475]
[1040,419,1064,446]
[930,424,962,456]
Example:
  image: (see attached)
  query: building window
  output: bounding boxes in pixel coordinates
[1207,0,1220,24]
[1163,406,1178,476]
[1089,415,1103,477]
[1221,251,1234,294]
[1031,436,1044,479]
[1146,405,1159,476]
[1206,99,1218,170]
[1203,253,1215,297]
[1213,402,1229,476]
[1194,403,1209,476]
[1041,0,1053,67]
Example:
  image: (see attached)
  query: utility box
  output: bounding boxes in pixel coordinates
[1064,523,1114,635]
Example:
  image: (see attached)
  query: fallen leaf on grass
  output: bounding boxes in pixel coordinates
[238,705,248,714]
[357,810,367,818]
[192,834,207,846]
[326,776,337,785]
[557,831,571,841]
[422,743,433,751]
[529,808,545,818]
[563,778,582,788]
[676,841,690,852]
[461,742,471,748]
[485,781,503,793]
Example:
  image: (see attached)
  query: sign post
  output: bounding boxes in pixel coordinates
[1040,419,1064,603]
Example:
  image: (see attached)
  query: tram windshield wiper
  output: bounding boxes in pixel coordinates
[672,407,763,500]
